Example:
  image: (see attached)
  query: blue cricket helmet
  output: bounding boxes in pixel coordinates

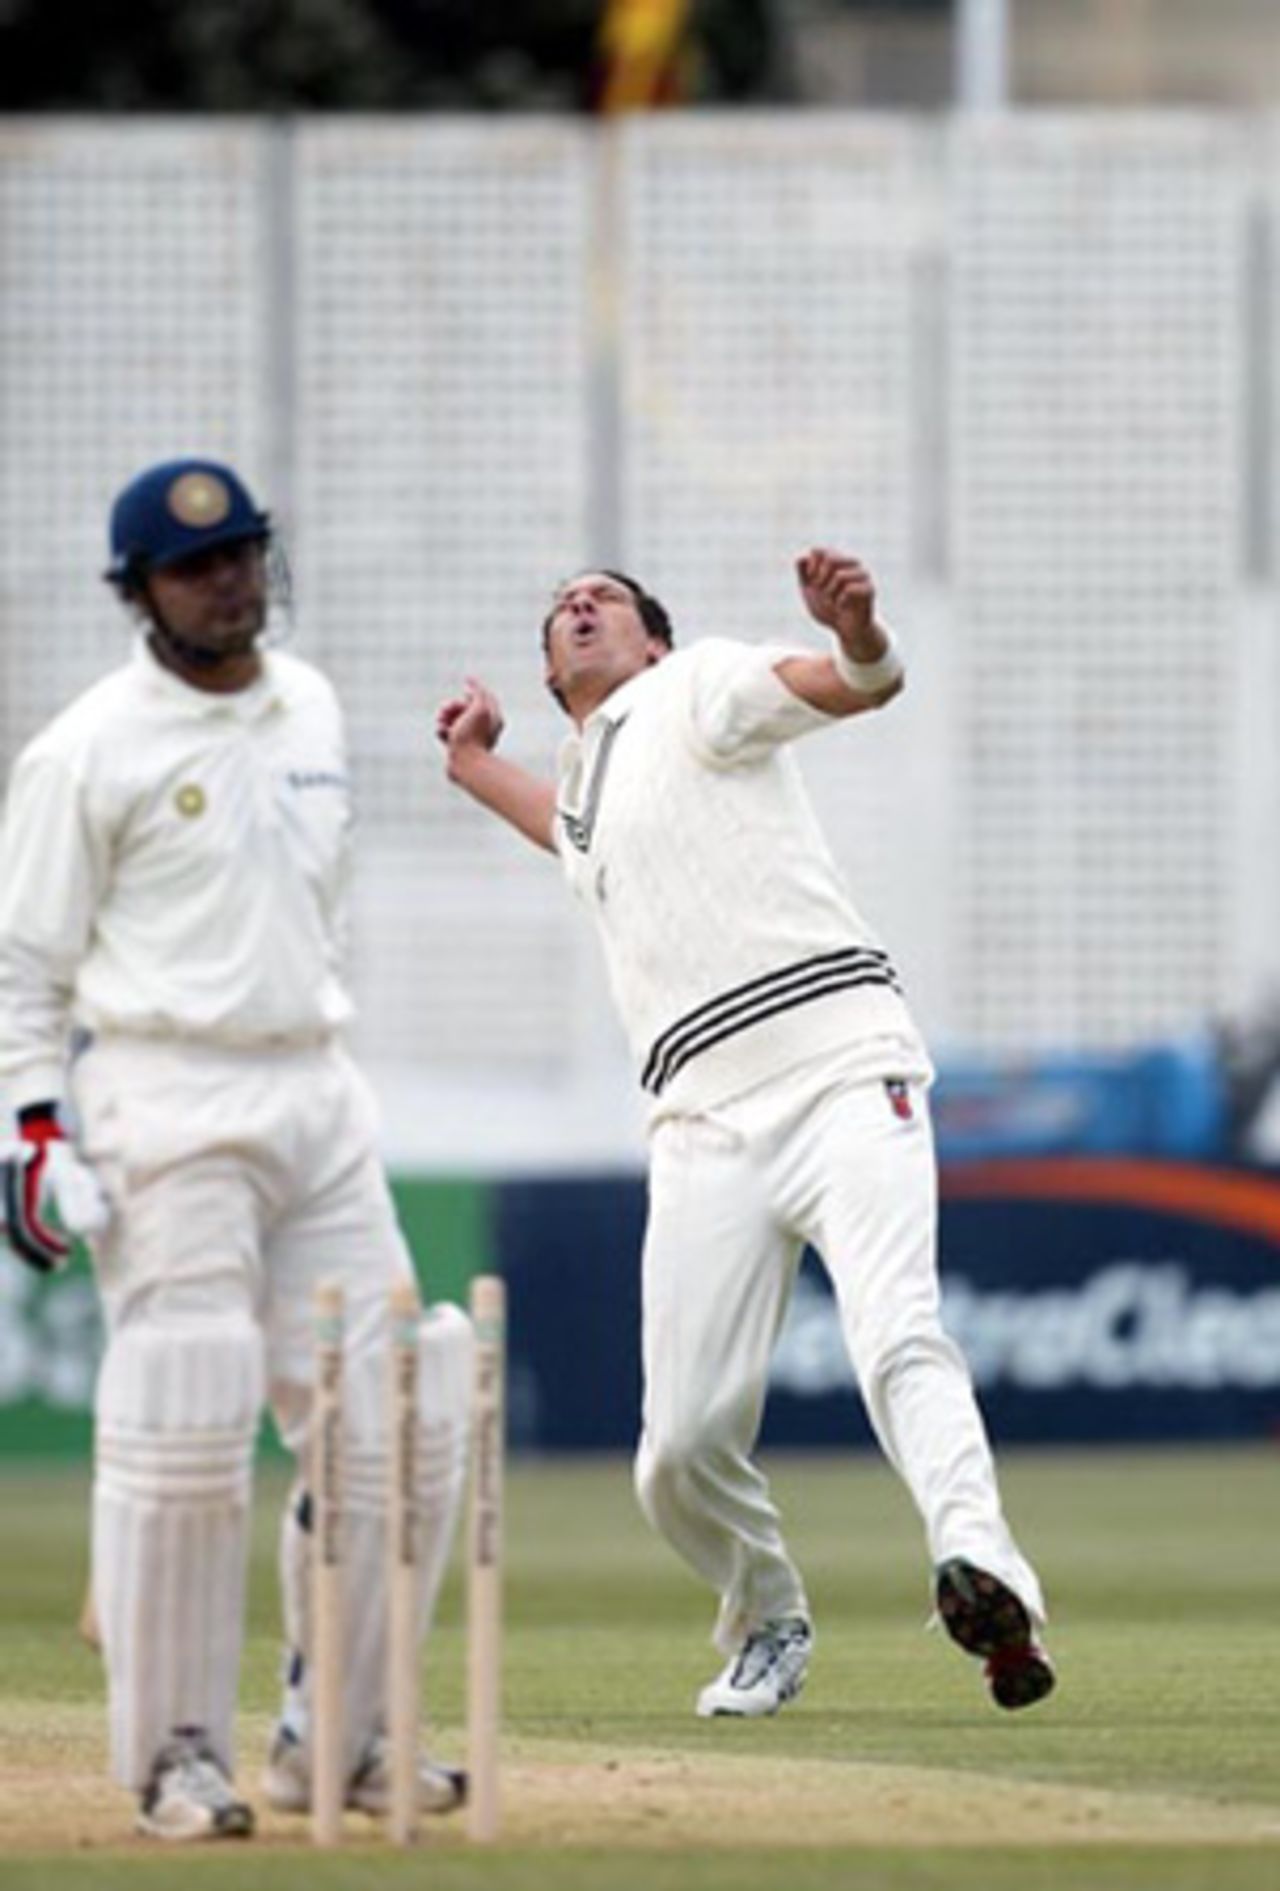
[105,458,271,588]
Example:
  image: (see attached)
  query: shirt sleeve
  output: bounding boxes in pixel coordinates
[682,638,838,767]
[0,747,111,1113]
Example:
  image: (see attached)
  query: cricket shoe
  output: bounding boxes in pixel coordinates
[261,1724,467,1817]
[696,1616,813,1718]
[136,1727,255,1841]
[935,1558,1056,1710]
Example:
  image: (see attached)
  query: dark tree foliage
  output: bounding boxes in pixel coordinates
[0,0,788,112]
[696,0,790,101]
[1,0,403,110]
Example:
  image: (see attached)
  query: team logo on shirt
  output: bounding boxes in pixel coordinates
[885,1079,914,1121]
[286,769,349,792]
[174,783,206,819]
[167,471,231,528]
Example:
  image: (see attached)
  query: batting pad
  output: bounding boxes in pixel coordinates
[93,1312,264,1788]
[278,1301,472,1775]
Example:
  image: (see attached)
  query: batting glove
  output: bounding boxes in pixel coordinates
[1,1102,111,1273]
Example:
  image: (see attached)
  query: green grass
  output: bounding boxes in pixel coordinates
[3,1446,1280,1888]
[2,1855,1280,1891]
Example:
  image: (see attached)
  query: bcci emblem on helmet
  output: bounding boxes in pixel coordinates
[167,472,233,531]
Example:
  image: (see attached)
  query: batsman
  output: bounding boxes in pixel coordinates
[0,459,472,1840]
[438,551,1054,1721]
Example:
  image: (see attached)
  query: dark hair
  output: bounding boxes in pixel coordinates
[602,571,675,648]
[540,570,675,657]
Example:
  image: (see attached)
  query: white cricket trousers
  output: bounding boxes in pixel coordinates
[634,1057,1044,1655]
[71,1034,467,1789]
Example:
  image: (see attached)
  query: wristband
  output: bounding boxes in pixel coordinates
[832,637,903,695]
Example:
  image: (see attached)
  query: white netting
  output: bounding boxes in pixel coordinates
[951,115,1247,1049]
[1,113,1276,1162]
[293,120,593,821]
[617,115,944,603]
[0,121,272,742]
[290,120,596,1081]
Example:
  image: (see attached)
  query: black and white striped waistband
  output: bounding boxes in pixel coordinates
[640,948,900,1097]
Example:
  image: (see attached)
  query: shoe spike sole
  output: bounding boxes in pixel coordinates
[935,1558,1056,1711]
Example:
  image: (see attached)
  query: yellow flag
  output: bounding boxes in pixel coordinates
[595,0,693,113]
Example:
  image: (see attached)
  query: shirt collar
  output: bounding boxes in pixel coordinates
[587,666,654,726]
[132,638,287,721]
[560,664,658,760]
